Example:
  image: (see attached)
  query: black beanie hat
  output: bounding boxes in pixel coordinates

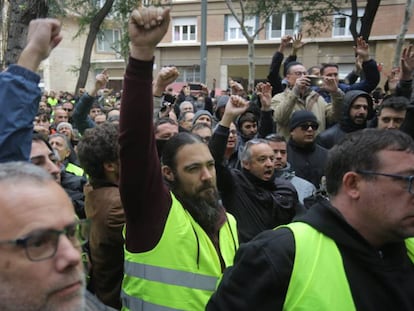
[289,110,318,131]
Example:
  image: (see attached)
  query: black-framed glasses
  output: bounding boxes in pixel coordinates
[0,219,90,261]
[357,170,414,194]
[299,123,319,131]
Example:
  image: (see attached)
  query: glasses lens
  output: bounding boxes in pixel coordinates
[26,230,59,261]
[25,220,90,261]
[300,123,318,131]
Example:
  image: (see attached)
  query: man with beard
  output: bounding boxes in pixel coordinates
[119,6,239,311]
[317,90,374,149]
[376,95,408,130]
[210,94,299,243]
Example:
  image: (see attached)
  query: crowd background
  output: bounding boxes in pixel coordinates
[2,10,414,310]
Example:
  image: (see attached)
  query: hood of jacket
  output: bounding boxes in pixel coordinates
[340,90,374,133]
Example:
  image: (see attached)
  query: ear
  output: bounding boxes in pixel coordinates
[64,149,71,159]
[342,171,362,199]
[241,160,250,170]
[162,165,175,182]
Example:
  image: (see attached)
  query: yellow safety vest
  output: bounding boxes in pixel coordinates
[283,222,414,310]
[65,162,84,177]
[121,193,239,311]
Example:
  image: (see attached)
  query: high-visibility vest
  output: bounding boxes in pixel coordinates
[282,222,414,310]
[121,193,239,311]
[65,162,84,177]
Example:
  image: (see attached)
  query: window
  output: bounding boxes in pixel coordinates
[268,12,299,39]
[173,17,197,42]
[97,29,121,53]
[225,15,256,41]
[333,9,363,37]
[174,66,200,83]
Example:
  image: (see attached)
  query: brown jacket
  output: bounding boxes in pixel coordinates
[85,186,125,310]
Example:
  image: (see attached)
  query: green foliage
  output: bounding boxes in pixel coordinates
[112,0,137,61]
[48,0,67,17]
[294,0,344,37]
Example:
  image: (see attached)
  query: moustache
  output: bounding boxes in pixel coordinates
[196,182,215,192]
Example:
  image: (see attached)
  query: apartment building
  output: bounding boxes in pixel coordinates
[43,0,414,94]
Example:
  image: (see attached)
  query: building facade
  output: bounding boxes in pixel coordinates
[43,0,414,94]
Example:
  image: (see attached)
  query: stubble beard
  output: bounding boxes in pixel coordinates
[0,273,85,311]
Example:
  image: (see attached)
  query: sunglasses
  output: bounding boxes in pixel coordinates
[299,123,319,131]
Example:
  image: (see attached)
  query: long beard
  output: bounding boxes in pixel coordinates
[173,181,222,235]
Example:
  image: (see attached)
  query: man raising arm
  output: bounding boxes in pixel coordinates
[119,6,238,311]
[0,19,62,162]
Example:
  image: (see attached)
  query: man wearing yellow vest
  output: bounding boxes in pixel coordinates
[207,128,414,310]
[118,6,239,311]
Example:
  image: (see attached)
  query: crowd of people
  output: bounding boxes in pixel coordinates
[1,5,414,311]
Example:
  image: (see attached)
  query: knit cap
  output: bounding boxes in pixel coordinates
[289,110,318,131]
[192,110,213,126]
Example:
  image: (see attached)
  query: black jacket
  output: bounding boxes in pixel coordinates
[210,125,299,243]
[287,139,327,189]
[207,198,414,311]
[317,90,373,149]
[61,170,87,219]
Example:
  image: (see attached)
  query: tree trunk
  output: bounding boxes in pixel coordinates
[349,0,359,41]
[359,0,380,41]
[74,0,115,95]
[393,0,414,68]
[3,0,48,67]
[349,0,380,42]
[247,38,255,93]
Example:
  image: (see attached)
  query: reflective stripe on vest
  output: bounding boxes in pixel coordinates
[123,261,218,291]
[121,192,239,311]
[121,290,181,311]
[282,222,414,310]
[65,162,84,176]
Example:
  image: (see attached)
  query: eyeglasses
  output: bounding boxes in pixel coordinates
[357,170,414,194]
[0,219,90,261]
[299,123,319,131]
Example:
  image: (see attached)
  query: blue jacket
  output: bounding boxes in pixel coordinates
[72,92,96,135]
[0,65,41,162]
